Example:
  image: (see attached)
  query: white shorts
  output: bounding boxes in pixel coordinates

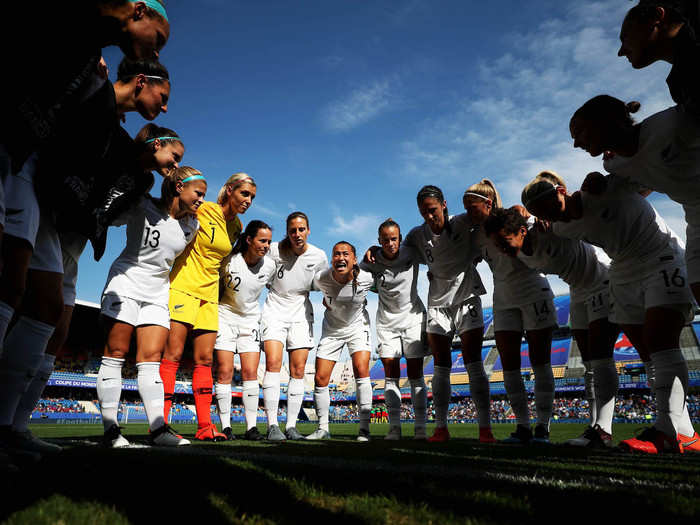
[316,324,371,362]
[609,259,694,325]
[570,289,610,330]
[3,154,62,273]
[494,297,557,332]
[101,293,170,329]
[261,318,314,350]
[377,322,428,359]
[427,296,483,336]
[215,308,261,354]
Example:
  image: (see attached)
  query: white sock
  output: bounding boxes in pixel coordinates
[384,377,401,427]
[262,371,280,426]
[214,382,232,429]
[12,353,55,432]
[356,376,372,433]
[242,380,259,430]
[432,365,451,428]
[503,370,529,427]
[533,364,554,430]
[136,362,165,431]
[409,377,427,429]
[651,349,692,437]
[0,300,15,356]
[0,316,55,425]
[644,361,655,391]
[314,385,330,431]
[466,361,491,428]
[286,377,305,429]
[97,357,124,431]
[583,360,596,427]
[591,358,618,434]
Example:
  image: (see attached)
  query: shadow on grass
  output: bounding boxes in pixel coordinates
[3,431,700,524]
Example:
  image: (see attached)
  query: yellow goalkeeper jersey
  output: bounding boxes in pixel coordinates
[169,201,242,302]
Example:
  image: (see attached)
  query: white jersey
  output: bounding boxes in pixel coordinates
[476,226,553,309]
[102,197,198,305]
[516,227,610,304]
[404,213,485,308]
[262,242,328,323]
[360,245,425,331]
[219,252,276,328]
[313,268,373,338]
[552,175,684,284]
[604,106,700,209]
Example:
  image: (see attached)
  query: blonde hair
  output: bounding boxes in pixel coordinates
[217,172,256,205]
[535,170,566,189]
[160,166,205,207]
[463,179,502,209]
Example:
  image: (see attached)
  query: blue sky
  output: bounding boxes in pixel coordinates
[82,1,683,353]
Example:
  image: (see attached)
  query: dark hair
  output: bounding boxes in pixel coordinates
[483,207,527,237]
[378,217,401,237]
[626,1,696,26]
[333,241,360,295]
[134,123,181,155]
[572,95,640,129]
[232,220,272,256]
[117,57,170,84]
[142,0,168,21]
[279,211,310,258]
[416,185,452,235]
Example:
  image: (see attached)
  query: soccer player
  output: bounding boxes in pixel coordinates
[160,173,255,441]
[522,172,697,453]
[97,166,203,447]
[464,180,557,445]
[617,2,700,116]
[0,57,173,456]
[214,221,275,441]
[306,241,374,442]
[397,185,493,443]
[260,212,328,441]
[571,96,700,307]
[483,203,619,448]
[8,124,184,455]
[360,218,429,440]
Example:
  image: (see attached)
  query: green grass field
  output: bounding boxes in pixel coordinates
[3,422,699,525]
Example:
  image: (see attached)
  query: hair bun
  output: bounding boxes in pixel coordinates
[626,101,641,114]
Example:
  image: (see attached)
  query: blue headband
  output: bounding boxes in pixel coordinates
[182,175,205,183]
[144,136,180,144]
[130,0,169,22]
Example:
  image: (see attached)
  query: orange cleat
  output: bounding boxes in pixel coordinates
[428,426,450,443]
[679,431,700,453]
[479,427,497,444]
[620,427,682,454]
[194,424,227,442]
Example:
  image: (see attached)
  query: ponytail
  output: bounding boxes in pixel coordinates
[572,95,640,129]
[416,185,452,236]
[134,123,182,159]
[160,166,205,210]
[232,220,272,256]
[464,179,502,211]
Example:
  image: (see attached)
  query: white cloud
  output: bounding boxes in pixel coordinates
[394,0,684,300]
[322,79,398,132]
[251,201,283,218]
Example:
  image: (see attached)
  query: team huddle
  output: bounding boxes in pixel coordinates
[0,1,699,462]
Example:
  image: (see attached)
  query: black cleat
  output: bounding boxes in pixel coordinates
[222,427,235,441]
[502,424,532,444]
[244,427,265,441]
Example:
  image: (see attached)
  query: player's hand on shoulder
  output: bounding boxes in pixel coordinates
[364,246,380,264]
[534,218,551,233]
